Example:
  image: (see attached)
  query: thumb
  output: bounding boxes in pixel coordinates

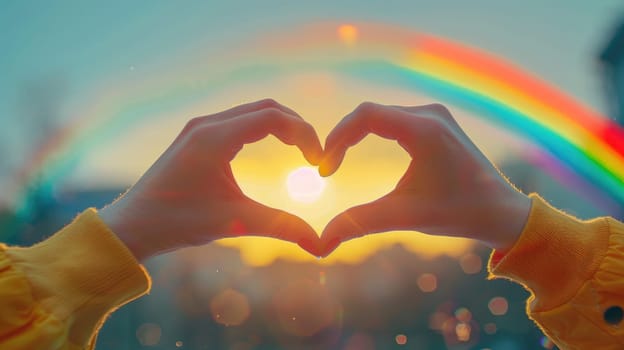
[235,201,322,257]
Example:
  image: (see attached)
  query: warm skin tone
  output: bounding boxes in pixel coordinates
[100,100,531,261]
[319,102,532,256]
[99,99,324,261]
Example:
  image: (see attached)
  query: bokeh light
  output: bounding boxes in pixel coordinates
[455,322,471,342]
[488,297,509,316]
[484,322,497,335]
[337,24,358,45]
[395,334,407,345]
[459,253,483,274]
[417,273,438,292]
[135,323,162,346]
[210,288,251,326]
[455,307,472,323]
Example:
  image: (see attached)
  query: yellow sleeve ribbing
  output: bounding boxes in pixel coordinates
[0,208,151,350]
[489,194,624,349]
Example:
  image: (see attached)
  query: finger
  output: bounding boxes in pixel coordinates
[394,103,487,161]
[393,103,452,120]
[229,108,323,165]
[319,194,411,257]
[189,98,303,128]
[212,98,303,120]
[319,102,411,176]
[235,202,322,257]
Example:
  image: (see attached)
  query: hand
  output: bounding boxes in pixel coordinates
[99,99,324,261]
[319,102,531,256]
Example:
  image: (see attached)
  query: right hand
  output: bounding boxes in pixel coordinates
[319,102,531,256]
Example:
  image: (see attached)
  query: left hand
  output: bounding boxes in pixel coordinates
[318,102,531,256]
[99,99,324,261]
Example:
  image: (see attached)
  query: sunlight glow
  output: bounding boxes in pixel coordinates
[337,24,358,45]
[286,166,326,203]
[226,136,474,267]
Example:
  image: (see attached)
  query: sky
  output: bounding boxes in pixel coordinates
[1,1,622,183]
[2,1,624,264]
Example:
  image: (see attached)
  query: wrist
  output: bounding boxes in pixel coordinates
[99,201,152,262]
[480,192,532,252]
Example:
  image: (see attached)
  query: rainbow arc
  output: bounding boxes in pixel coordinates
[15,22,624,222]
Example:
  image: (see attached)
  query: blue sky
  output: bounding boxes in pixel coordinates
[1,0,623,192]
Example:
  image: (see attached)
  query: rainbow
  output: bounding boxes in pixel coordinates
[13,22,624,223]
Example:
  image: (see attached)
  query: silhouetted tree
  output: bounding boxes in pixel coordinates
[599,16,624,124]
[7,76,68,244]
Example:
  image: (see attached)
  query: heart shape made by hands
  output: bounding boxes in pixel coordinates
[229,101,527,259]
[105,100,521,262]
[230,134,410,258]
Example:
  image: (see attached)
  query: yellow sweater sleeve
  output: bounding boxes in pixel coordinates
[489,193,624,349]
[0,208,151,350]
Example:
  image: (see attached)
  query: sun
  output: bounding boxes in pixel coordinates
[286,166,326,203]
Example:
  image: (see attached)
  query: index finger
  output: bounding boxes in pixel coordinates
[237,201,323,257]
[319,102,412,176]
[228,108,323,165]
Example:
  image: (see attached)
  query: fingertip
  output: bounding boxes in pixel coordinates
[320,208,365,256]
[250,206,321,251]
[318,150,342,177]
[298,238,323,257]
[304,145,323,166]
[318,161,335,177]
[308,157,320,167]
[303,153,318,166]
[298,126,323,166]
[320,237,341,257]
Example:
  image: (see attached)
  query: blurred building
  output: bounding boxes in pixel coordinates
[599,17,624,124]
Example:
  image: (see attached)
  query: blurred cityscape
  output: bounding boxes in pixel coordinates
[0,159,605,350]
[0,183,544,349]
